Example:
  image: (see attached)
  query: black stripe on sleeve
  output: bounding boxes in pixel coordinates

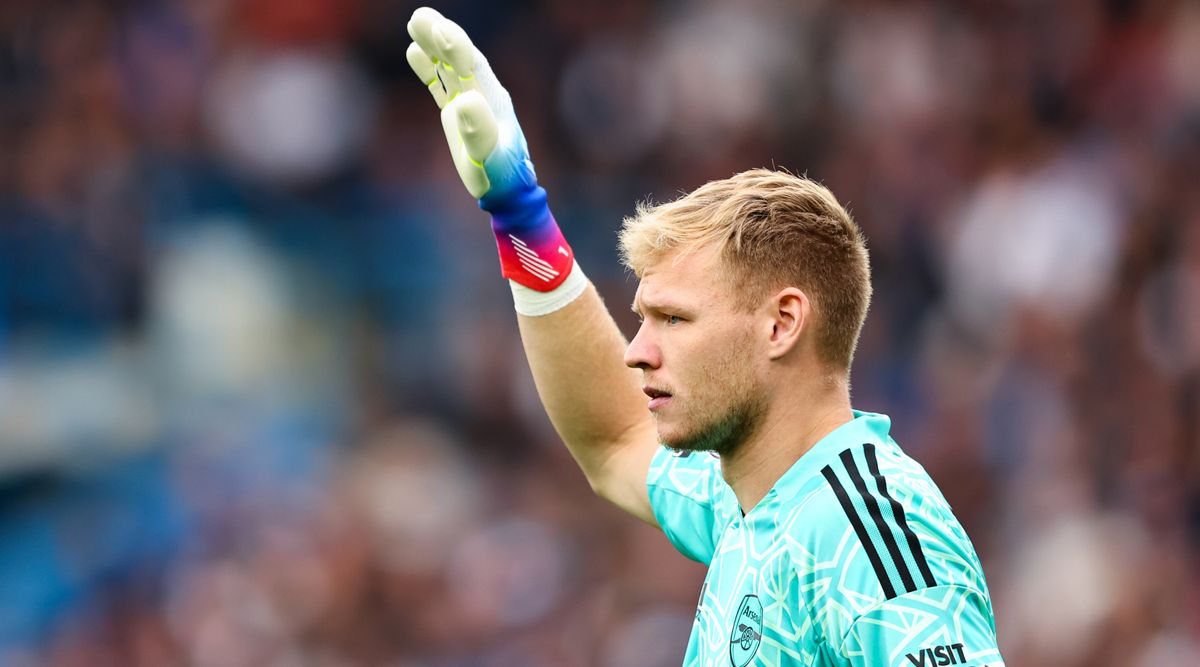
[864,443,937,589]
[840,448,917,594]
[821,464,898,599]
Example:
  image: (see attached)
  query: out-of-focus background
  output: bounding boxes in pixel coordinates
[1,0,1198,665]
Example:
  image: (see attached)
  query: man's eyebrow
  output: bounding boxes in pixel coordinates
[632,298,687,316]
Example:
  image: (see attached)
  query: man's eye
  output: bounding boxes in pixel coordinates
[666,315,683,325]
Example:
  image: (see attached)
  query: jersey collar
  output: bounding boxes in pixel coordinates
[751,410,893,514]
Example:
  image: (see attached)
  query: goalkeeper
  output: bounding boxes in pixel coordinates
[407,8,1005,666]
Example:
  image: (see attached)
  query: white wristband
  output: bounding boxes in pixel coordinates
[509,260,588,316]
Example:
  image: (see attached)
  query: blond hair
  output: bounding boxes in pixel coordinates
[619,169,872,372]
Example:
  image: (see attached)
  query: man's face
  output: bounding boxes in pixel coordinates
[625,246,768,456]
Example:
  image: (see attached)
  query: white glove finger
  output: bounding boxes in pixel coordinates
[442,97,491,198]
[410,8,511,120]
[454,91,498,164]
[431,19,479,93]
[407,7,447,62]
[406,42,448,109]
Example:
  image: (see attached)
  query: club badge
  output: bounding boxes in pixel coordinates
[729,594,763,666]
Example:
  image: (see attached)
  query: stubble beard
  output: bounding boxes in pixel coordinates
[661,390,768,458]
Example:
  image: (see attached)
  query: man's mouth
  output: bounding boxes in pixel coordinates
[643,386,672,411]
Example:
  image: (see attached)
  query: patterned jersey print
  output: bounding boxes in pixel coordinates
[647,411,1005,666]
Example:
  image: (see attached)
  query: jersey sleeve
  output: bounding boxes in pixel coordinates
[837,585,1005,667]
[645,446,737,564]
[805,441,1005,666]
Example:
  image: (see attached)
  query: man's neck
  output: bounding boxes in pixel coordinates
[720,383,853,515]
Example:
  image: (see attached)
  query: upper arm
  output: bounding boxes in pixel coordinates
[837,585,1005,667]
[590,421,661,527]
[644,446,736,564]
[798,446,1002,664]
[594,432,738,565]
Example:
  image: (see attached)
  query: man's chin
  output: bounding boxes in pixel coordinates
[656,423,718,454]
[654,422,697,451]
[655,404,758,457]
[654,427,680,449]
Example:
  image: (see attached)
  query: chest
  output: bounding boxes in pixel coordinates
[685,520,825,666]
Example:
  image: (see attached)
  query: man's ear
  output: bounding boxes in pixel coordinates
[766,287,809,360]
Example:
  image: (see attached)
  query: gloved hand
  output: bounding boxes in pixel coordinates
[407,7,575,291]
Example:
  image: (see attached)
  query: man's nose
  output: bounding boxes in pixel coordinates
[624,323,661,370]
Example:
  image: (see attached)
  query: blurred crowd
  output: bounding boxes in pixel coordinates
[1,0,1198,665]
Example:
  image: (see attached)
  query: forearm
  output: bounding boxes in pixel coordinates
[516,279,659,523]
[516,282,653,477]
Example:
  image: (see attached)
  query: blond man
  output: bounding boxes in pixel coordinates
[407,8,1004,666]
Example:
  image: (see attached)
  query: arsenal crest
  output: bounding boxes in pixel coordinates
[729,594,763,666]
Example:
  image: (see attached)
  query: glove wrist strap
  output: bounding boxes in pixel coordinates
[509,260,587,316]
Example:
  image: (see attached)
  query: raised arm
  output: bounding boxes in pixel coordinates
[406,7,659,525]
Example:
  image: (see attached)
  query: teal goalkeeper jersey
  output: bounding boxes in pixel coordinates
[647,411,1005,667]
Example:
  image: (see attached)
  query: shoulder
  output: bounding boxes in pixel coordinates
[647,447,729,505]
[777,441,993,643]
[646,447,739,564]
[778,441,930,566]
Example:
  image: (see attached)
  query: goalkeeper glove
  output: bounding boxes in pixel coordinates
[407,7,581,307]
